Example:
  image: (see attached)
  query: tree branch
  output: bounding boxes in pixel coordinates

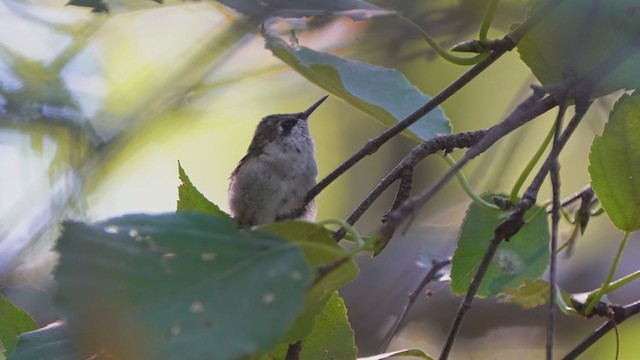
[332,130,487,242]
[547,96,568,359]
[437,98,591,360]
[300,0,570,210]
[562,300,640,360]
[381,93,558,241]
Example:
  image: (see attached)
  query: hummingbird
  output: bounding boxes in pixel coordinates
[228,96,328,227]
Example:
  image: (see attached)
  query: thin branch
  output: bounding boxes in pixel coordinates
[388,167,415,215]
[547,185,594,213]
[303,49,505,208]
[437,98,592,360]
[438,232,502,360]
[332,130,487,241]
[381,258,452,352]
[547,92,569,359]
[562,300,640,360]
[301,0,569,209]
[382,93,558,241]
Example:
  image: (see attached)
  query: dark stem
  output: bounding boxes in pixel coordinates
[562,300,640,360]
[547,94,569,359]
[438,234,502,360]
[381,258,452,352]
[546,185,594,213]
[285,341,302,360]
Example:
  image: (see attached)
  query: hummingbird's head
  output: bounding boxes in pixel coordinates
[249,95,328,153]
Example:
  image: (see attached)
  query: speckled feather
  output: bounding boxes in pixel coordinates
[228,97,326,227]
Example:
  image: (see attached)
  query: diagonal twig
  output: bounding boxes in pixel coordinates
[381,257,452,352]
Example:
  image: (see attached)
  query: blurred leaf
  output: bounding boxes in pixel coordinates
[500,278,549,309]
[451,193,549,297]
[66,0,109,13]
[0,295,37,356]
[265,36,451,142]
[358,348,435,360]
[589,94,640,232]
[268,292,356,360]
[7,322,83,360]
[555,286,583,317]
[262,221,358,343]
[217,0,394,20]
[54,213,312,360]
[177,162,230,219]
[517,0,640,95]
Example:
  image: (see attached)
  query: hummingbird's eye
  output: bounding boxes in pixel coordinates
[280,118,298,134]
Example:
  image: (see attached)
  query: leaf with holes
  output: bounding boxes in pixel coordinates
[517,0,640,95]
[266,35,451,142]
[54,213,312,360]
[451,194,549,297]
[500,278,549,309]
[262,221,357,343]
[589,94,640,232]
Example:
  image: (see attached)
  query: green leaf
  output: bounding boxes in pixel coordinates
[358,349,435,359]
[589,94,640,232]
[262,221,358,343]
[217,0,394,20]
[177,162,230,219]
[270,292,356,360]
[500,278,549,309]
[0,295,37,356]
[265,36,451,142]
[7,322,82,360]
[517,0,640,95]
[54,213,312,360]
[451,193,550,297]
[300,292,356,359]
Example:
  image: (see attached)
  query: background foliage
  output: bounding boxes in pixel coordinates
[1,0,640,359]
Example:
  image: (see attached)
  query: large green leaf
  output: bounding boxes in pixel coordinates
[7,322,81,360]
[451,194,550,297]
[262,221,358,343]
[54,213,312,360]
[517,0,640,95]
[589,94,640,232]
[266,36,451,142]
[0,295,37,356]
[177,162,230,219]
[217,0,394,20]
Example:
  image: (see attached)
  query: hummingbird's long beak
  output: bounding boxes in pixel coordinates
[301,95,329,120]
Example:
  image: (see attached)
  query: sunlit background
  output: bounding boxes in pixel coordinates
[1,0,639,358]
